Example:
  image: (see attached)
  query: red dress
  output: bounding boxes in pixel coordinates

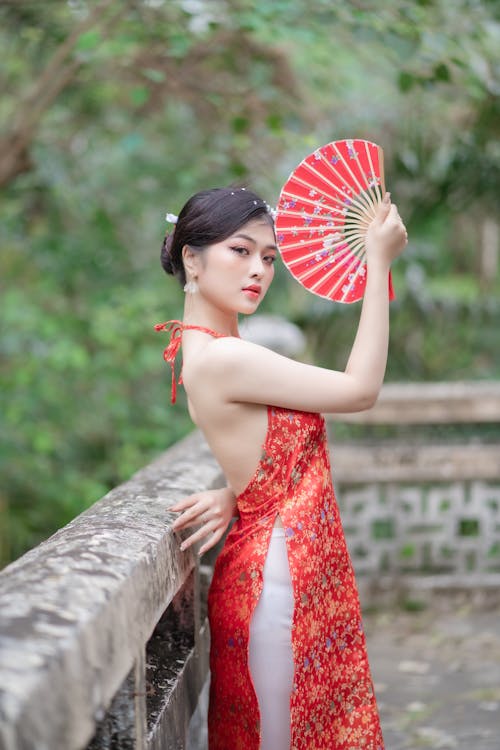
[156,321,384,750]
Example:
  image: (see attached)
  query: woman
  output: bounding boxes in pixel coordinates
[156,186,407,750]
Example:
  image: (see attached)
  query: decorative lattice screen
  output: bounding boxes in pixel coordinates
[336,480,500,579]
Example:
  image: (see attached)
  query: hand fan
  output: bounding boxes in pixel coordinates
[274,139,394,303]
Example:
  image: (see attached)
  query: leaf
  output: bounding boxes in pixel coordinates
[398,70,416,92]
[76,30,102,52]
[130,86,150,106]
[229,160,248,178]
[231,116,249,133]
[142,68,166,83]
[167,33,192,58]
[266,113,283,132]
[433,62,451,82]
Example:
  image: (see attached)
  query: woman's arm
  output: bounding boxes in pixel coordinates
[187,195,407,415]
[344,196,407,402]
[170,486,237,555]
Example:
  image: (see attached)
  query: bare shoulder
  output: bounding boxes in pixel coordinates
[182,336,268,390]
[183,335,309,409]
[201,335,268,368]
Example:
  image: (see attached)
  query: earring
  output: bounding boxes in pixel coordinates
[183,278,199,294]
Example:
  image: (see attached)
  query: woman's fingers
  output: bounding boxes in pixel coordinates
[178,519,217,552]
[186,522,225,556]
[172,501,221,534]
[170,487,237,555]
[367,197,408,259]
[174,506,227,555]
[388,203,399,221]
[172,504,207,530]
[170,493,211,529]
[372,193,391,224]
[170,493,200,512]
[198,527,224,556]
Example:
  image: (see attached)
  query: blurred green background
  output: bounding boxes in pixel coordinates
[1,0,499,566]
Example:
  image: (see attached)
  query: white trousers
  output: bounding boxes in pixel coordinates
[248,526,295,750]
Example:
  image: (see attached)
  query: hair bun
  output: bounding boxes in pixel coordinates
[160,233,176,275]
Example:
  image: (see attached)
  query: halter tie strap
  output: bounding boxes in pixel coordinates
[154,319,227,403]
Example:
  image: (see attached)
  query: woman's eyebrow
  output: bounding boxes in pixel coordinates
[232,233,278,251]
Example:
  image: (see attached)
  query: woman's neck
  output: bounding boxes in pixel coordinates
[182,295,239,337]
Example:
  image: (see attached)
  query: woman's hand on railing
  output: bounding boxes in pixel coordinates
[170,486,237,556]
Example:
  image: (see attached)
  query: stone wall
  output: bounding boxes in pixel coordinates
[329,380,500,595]
[0,430,223,750]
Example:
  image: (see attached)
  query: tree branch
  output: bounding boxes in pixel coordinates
[0,0,131,188]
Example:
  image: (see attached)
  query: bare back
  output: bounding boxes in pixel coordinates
[181,333,271,498]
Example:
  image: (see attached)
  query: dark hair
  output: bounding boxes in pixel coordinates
[161,187,274,286]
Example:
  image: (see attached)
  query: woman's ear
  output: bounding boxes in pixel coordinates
[182,245,199,279]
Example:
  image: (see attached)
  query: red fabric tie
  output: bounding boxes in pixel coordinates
[154,320,184,403]
[154,319,227,404]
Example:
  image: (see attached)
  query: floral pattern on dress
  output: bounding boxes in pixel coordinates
[208,405,384,750]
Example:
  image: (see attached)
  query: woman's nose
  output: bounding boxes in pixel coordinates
[249,255,265,278]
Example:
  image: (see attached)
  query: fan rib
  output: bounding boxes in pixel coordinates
[297,251,355,290]
[311,250,362,296]
[300,159,375,218]
[279,193,373,225]
[278,217,370,245]
[325,144,375,214]
[284,175,354,213]
[364,142,383,204]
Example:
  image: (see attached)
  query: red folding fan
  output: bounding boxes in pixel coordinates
[275,139,394,303]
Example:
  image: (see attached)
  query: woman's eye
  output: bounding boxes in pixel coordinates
[264,255,277,265]
[230,246,249,255]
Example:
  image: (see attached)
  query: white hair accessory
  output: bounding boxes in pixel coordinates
[265,202,277,220]
[165,212,178,224]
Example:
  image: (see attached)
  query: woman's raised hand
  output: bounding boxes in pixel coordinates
[365,192,408,266]
[170,486,237,556]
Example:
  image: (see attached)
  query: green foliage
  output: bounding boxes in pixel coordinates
[1,0,499,566]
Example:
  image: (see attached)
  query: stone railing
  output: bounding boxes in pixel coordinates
[1,380,499,749]
[0,431,223,750]
[329,381,500,594]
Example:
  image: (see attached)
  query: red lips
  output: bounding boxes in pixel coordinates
[242,284,261,294]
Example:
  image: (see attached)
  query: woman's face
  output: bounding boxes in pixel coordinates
[189,217,277,314]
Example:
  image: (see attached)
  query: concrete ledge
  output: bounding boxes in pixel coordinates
[0,431,223,750]
[331,380,500,424]
[356,573,500,610]
[331,442,500,483]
